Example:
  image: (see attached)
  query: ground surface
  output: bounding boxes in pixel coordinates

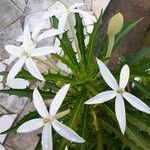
[0,0,150,149]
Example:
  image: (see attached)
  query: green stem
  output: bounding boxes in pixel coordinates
[91,108,103,150]
[105,35,115,62]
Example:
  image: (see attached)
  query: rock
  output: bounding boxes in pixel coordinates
[0,0,22,31]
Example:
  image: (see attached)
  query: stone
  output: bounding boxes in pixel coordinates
[0,0,22,31]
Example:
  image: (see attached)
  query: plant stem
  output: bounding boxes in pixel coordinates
[105,35,115,63]
[91,108,103,150]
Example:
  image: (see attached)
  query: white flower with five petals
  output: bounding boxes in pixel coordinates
[4,24,60,82]
[17,84,85,150]
[85,59,150,134]
[0,114,17,150]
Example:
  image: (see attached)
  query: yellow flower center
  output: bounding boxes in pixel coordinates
[117,88,125,94]
[21,51,31,58]
[43,117,50,124]
[43,116,55,124]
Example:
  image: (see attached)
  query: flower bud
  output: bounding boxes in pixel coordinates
[107,13,124,36]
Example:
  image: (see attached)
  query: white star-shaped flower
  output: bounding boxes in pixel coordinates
[4,24,60,82]
[0,114,17,150]
[17,84,85,150]
[85,59,150,134]
[17,23,63,43]
[43,2,96,32]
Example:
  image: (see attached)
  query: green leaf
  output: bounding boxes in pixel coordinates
[86,14,102,70]
[45,72,75,83]
[132,80,150,97]
[75,13,86,64]
[128,47,150,65]
[114,18,142,49]
[51,16,59,29]
[52,53,74,72]
[126,124,150,150]
[103,104,150,150]
[127,113,150,136]
[78,106,88,150]
[100,118,137,150]
[58,32,79,72]
[130,68,150,81]
[57,92,86,149]
[0,88,55,99]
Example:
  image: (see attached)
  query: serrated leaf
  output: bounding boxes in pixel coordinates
[127,113,150,136]
[57,92,86,149]
[126,124,150,150]
[52,54,74,72]
[0,88,55,99]
[51,16,59,29]
[86,14,102,70]
[75,13,86,64]
[100,118,137,150]
[58,32,79,72]
[45,72,75,83]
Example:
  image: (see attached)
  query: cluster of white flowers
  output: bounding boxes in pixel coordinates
[0,2,95,150]
[1,1,150,150]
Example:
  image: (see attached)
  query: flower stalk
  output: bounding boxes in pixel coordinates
[91,108,103,150]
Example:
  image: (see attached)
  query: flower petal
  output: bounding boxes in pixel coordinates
[58,14,68,31]
[85,91,116,104]
[0,135,6,143]
[32,23,45,40]
[0,144,6,150]
[16,35,23,42]
[42,123,52,150]
[115,94,126,134]
[42,2,66,20]
[23,24,35,51]
[25,58,45,81]
[68,3,85,11]
[6,78,29,89]
[31,46,60,56]
[123,92,150,113]
[3,55,17,65]
[17,118,44,133]
[7,58,25,82]
[33,88,49,118]
[0,114,17,133]
[70,9,95,25]
[64,146,68,150]
[52,119,85,143]
[4,45,23,57]
[37,29,64,41]
[0,62,6,72]
[50,84,70,116]
[119,64,130,89]
[96,58,118,90]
